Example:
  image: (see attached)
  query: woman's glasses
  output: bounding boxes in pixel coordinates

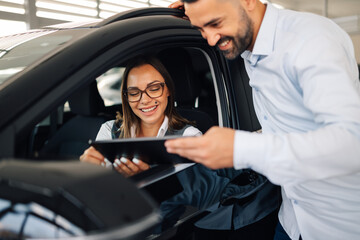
[124,82,165,102]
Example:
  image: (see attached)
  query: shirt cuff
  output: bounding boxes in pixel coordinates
[233,130,268,173]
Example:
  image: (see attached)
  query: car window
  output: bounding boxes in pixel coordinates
[27,47,220,160]
[96,67,124,106]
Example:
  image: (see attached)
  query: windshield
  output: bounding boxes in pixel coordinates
[0,30,73,86]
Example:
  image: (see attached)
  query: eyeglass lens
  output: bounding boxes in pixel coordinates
[127,82,164,102]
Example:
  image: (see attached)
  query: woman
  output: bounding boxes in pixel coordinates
[80,55,201,176]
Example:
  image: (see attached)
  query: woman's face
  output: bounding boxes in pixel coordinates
[126,64,169,128]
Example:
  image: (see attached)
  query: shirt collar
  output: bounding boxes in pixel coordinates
[241,3,279,64]
[130,116,169,138]
[157,116,169,137]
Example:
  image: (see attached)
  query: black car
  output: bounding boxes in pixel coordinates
[0,7,266,240]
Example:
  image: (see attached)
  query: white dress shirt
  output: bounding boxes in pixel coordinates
[96,116,202,140]
[235,3,360,240]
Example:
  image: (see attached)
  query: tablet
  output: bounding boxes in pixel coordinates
[90,136,191,165]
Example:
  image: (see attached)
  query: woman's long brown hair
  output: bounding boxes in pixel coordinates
[115,55,194,138]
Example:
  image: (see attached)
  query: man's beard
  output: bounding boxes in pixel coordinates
[218,8,254,60]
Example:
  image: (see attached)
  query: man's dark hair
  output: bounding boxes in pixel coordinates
[181,0,198,3]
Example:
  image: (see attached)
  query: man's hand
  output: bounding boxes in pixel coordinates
[169,1,184,10]
[165,126,235,169]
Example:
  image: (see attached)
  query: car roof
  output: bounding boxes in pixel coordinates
[0,8,185,50]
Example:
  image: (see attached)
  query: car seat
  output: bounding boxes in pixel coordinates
[157,48,215,134]
[39,81,109,159]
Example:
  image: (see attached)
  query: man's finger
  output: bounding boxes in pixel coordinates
[165,136,202,150]
[169,148,206,163]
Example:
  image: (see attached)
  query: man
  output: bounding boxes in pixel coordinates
[166,0,360,239]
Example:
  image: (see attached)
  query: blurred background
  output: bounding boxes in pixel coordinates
[0,0,359,63]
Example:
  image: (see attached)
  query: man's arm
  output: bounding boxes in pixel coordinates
[166,34,360,186]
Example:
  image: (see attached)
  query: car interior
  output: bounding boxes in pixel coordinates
[29,46,220,162]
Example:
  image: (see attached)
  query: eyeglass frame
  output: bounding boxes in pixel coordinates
[123,82,166,103]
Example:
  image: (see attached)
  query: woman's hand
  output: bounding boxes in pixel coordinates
[80,147,150,176]
[80,146,105,165]
[113,157,150,177]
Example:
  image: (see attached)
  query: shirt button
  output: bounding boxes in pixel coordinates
[293,200,298,205]
[264,116,268,120]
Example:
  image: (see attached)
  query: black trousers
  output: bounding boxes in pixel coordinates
[273,221,302,240]
[192,209,278,240]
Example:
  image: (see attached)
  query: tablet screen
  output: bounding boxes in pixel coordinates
[90,136,191,164]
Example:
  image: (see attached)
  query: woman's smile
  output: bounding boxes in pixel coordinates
[140,105,158,114]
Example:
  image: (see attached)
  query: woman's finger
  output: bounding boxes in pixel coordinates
[113,158,132,177]
[80,146,104,165]
[120,157,140,173]
[132,158,150,171]
[114,166,128,177]
[113,157,150,177]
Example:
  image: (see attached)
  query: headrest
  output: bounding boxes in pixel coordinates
[177,108,214,134]
[157,48,200,107]
[68,81,105,116]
